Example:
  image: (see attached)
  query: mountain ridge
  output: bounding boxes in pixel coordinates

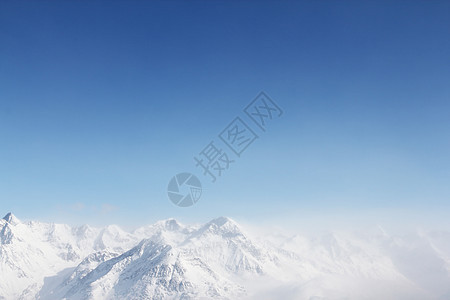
[1,213,450,299]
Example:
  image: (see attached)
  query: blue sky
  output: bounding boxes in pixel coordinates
[1,1,449,228]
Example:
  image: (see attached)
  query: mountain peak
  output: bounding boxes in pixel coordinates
[2,212,20,225]
[209,216,235,227]
[154,218,183,231]
[198,217,243,236]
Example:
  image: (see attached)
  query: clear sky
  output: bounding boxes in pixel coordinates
[1,1,449,228]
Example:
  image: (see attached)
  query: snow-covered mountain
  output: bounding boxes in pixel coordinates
[1,213,450,300]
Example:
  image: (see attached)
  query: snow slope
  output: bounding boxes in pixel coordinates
[1,213,450,300]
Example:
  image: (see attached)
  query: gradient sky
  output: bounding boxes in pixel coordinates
[1,1,449,228]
